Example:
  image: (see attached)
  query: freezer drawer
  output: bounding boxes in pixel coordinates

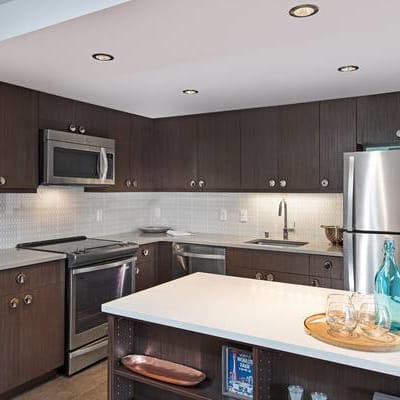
[344,150,400,233]
[344,232,400,293]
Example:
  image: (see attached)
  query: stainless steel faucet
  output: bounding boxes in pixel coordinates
[278,198,288,240]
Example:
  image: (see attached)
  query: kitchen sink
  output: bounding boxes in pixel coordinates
[246,239,309,248]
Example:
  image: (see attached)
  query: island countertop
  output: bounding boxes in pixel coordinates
[102,272,400,378]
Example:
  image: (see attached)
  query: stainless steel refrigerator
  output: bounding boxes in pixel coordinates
[344,149,400,294]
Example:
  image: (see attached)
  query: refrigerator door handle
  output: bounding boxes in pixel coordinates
[346,155,355,230]
[344,233,355,292]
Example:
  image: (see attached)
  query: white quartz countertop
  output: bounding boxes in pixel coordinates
[0,248,66,271]
[101,231,343,257]
[102,273,400,377]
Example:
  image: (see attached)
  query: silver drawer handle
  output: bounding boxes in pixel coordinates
[10,297,19,309]
[23,294,33,305]
[16,273,26,285]
[0,176,6,185]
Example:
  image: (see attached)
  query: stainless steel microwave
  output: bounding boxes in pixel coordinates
[41,129,115,186]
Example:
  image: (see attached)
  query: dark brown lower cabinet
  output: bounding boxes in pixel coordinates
[108,318,400,400]
[0,261,65,396]
[226,248,344,289]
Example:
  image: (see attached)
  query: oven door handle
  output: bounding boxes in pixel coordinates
[174,251,225,260]
[72,257,136,275]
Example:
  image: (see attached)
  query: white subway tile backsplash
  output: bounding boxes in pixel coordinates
[0,187,343,249]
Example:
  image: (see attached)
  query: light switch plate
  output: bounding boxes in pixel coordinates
[240,209,248,223]
[219,208,227,221]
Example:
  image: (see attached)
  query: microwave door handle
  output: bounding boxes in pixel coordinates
[99,147,108,181]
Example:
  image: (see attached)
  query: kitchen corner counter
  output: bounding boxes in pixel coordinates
[101,231,343,257]
[0,248,66,271]
[102,273,400,377]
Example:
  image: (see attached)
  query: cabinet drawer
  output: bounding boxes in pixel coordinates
[310,276,345,290]
[227,248,309,275]
[310,255,343,280]
[227,266,309,286]
[137,244,156,263]
[0,261,64,297]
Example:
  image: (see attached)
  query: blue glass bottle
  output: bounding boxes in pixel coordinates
[374,239,400,332]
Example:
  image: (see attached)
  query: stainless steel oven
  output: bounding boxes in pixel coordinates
[68,257,135,374]
[41,129,115,185]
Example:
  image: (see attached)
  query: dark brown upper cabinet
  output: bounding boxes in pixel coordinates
[276,103,320,191]
[197,112,241,191]
[357,92,400,145]
[0,82,38,192]
[154,116,198,191]
[240,107,278,191]
[39,92,108,136]
[319,98,357,192]
[130,115,155,191]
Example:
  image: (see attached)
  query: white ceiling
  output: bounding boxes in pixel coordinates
[0,0,129,41]
[0,0,400,118]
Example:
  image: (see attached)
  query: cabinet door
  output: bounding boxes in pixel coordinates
[136,261,156,292]
[357,92,400,145]
[197,112,241,190]
[105,110,132,191]
[155,116,197,190]
[241,108,278,190]
[0,83,38,191]
[38,92,76,131]
[131,115,155,190]
[320,98,356,192]
[74,101,109,136]
[19,283,65,384]
[0,295,20,393]
[277,103,320,191]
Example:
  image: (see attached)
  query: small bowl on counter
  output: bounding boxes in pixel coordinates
[321,225,344,246]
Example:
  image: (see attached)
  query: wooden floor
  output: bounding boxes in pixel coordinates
[13,361,107,400]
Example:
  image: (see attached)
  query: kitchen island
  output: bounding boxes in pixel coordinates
[102,273,400,400]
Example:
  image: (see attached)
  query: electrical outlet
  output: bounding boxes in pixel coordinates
[96,209,103,222]
[240,209,248,223]
[220,208,227,221]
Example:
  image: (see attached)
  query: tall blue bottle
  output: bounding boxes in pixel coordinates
[374,239,400,332]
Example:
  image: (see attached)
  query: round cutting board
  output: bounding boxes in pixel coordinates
[304,313,400,352]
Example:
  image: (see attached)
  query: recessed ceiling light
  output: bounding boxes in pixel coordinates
[92,53,114,61]
[289,4,319,18]
[182,89,199,95]
[338,65,359,72]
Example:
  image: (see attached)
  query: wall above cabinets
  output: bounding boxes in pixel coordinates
[0,79,399,193]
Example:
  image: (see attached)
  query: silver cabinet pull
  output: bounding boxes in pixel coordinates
[279,179,287,188]
[10,297,19,309]
[16,273,26,285]
[255,272,263,280]
[142,249,149,257]
[311,278,320,287]
[323,260,333,270]
[132,179,138,188]
[125,179,132,188]
[198,179,205,189]
[268,179,276,188]
[190,180,197,188]
[266,273,275,281]
[135,267,140,275]
[23,294,33,305]
[0,176,6,186]
[78,126,86,134]
[321,178,329,188]
[396,130,400,138]
[69,124,77,133]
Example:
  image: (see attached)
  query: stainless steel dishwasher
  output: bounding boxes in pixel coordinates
[172,243,226,278]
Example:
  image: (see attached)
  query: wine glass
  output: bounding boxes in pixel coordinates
[326,301,358,336]
[358,302,391,338]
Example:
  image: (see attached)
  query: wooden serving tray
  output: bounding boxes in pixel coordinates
[304,313,400,352]
[121,355,206,386]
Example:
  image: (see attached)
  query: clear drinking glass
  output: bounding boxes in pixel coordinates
[358,302,391,338]
[288,385,304,400]
[326,293,352,311]
[326,301,357,336]
[310,392,328,400]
